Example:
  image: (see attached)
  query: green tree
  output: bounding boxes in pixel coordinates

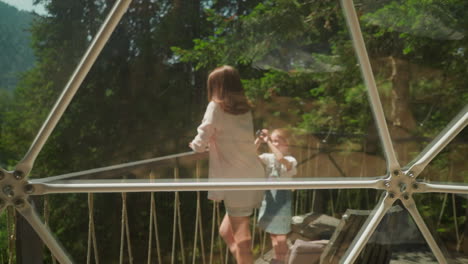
[2,0,210,261]
[174,0,468,252]
[2,0,467,260]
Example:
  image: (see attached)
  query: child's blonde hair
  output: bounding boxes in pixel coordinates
[207,65,251,115]
[271,128,291,146]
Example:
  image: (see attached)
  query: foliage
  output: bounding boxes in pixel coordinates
[0,2,35,91]
[172,0,468,248]
[173,0,372,144]
[0,0,467,260]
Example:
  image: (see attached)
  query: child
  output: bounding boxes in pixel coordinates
[256,128,297,264]
[190,65,264,264]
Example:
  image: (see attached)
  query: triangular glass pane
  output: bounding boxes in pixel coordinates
[320,202,455,263]
[260,190,384,263]
[418,127,467,183]
[0,0,117,170]
[358,0,468,166]
[360,204,439,263]
[413,193,468,262]
[28,0,207,180]
[0,0,43,167]
[28,0,386,181]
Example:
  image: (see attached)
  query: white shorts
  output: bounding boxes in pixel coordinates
[225,206,254,217]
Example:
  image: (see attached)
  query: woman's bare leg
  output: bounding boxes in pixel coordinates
[219,214,237,255]
[270,234,288,263]
[229,215,253,264]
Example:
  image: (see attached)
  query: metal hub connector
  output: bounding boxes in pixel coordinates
[383,180,391,188]
[2,185,14,197]
[384,169,419,200]
[399,182,407,192]
[0,168,30,208]
[14,198,25,208]
[13,170,25,180]
[24,184,35,194]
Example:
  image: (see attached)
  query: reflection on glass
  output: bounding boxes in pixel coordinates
[413,193,468,262]
[40,189,384,263]
[418,128,467,183]
[0,1,36,167]
[9,0,387,180]
[359,0,467,165]
[355,203,441,263]
[0,0,463,263]
[0,0,116,169]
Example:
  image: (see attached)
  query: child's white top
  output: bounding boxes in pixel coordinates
[191,101,265,208]
[258,153,298,179]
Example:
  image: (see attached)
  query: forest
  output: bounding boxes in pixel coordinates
[0,0,467,262]
[0,1,35,93]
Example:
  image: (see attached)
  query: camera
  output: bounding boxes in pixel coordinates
[256,130,266,137]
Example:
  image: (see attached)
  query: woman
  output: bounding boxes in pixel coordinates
[190,65,264,264]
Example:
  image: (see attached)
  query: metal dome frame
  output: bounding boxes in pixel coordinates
[0,0,466,263]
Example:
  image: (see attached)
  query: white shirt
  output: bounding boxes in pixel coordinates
[191,101,265,208]
[259,153,297,179]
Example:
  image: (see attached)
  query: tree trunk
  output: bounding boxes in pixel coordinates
[387,56,417,165]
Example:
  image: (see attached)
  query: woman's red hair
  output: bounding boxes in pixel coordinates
[207,65,251,115]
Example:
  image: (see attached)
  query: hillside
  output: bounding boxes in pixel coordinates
[0,1,35,91]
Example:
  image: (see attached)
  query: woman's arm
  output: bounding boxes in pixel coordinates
[190,102,217,152]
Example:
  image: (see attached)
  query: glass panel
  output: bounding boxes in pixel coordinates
[418,127,467,183]
[40,188,382,263]
[43,191,221,263]
[413,193,468,262]
[357,203,442,263]
[0,0,116,170]
[9,0,463,262]
[25,0,386,180]
[0,0,39,168]
[358,0,468,166]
